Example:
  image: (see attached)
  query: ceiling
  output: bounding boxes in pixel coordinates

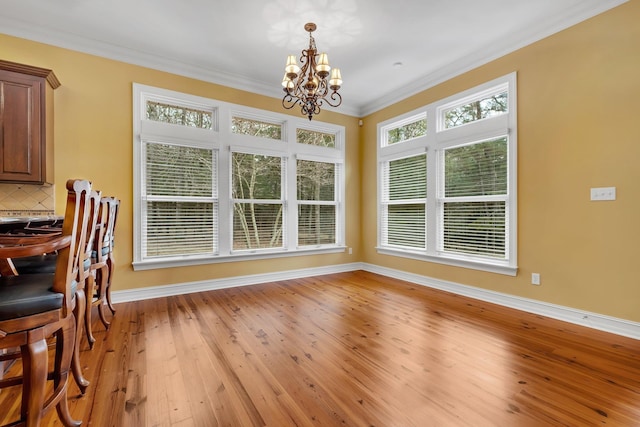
[0,0,627,117]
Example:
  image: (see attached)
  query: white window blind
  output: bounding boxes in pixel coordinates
[381,154,427,249]
[143,141,217,257]
[440,137,508,259]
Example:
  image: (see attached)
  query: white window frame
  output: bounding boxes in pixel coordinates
[133,84,345,270]
[295,155,342,249]
[376,73,517,276]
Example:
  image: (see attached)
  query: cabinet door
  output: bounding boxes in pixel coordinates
[0,70,44,183]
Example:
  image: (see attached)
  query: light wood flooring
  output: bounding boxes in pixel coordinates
[1,270,639,426]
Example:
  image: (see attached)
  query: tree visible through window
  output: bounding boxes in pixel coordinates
[297,159,336,246]
[443,91,507,129]
[442,138,508,258]
[146,101,212,129]
[386,116,426,145]
[232,153,283,250]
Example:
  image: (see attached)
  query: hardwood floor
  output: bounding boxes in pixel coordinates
[2,270,639,426]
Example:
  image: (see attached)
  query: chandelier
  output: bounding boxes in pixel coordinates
[281,22,343,120]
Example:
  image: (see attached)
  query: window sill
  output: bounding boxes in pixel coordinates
[132,246,347,271]
[376,247,518,276]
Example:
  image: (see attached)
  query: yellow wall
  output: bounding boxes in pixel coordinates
[0,33,361,291]
[361,0,640,322]
[1,0,638,322]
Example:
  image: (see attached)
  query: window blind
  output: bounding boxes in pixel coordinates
[143,142,217,257]
[441,137,507,258]
[381,154,427,249]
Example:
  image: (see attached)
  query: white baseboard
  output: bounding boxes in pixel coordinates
[111,262,364,304]
[112,262,640,341]
[361,263,640,341]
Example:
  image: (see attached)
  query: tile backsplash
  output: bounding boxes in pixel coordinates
[0,183,55,216]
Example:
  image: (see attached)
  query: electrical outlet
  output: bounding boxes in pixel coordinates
[590,187,616,201]
[348,247,353,255]
[531,273,541,285]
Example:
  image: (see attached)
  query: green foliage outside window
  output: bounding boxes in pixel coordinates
[232,117,282,140]
[444,138,507,197]
[146,101,212,129]
[297,160,335,201]
[387,118,427,145]
[232,153,283,250]
[297,129,335,148]
[443,138,508,258]
[444,91,507,129]
[297,160,336,245]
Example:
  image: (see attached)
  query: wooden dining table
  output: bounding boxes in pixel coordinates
[0,231,62,276]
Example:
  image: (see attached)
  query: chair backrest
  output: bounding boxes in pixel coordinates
[53,179,94,316]
[108,198,119,255]
[95,197,119,264]
[78,190,101,283]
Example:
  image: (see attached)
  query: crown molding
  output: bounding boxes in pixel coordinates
[0,0,627,119]
[0,16,361,117]
[357,0,628,116]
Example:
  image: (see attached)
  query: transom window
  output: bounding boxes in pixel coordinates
[384,114,427,146]
[146,100,213,129]
[232,116,283,140]
[133,84,345,270]
[377,73,517,275]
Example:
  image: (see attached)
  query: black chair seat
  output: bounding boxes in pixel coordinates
[0,274,76,321]
[12,253,58,275]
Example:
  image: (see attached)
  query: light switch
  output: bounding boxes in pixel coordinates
[590,187,616,201]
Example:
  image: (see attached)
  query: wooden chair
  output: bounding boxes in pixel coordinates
[0,179,92,427]
[85,197,119,347]
[103,198,119,318]
[2,190,101,395]
[70,189,101,394]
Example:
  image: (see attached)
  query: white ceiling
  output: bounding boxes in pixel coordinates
[0,0,627,117]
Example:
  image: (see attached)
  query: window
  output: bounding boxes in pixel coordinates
[297,159,337,246]
[377,73,517,275]
[143,142,217,257]
[133,85,345,270]
[381,154,427,249]
[232,152,284,250]
[385,114,427,146]
[232,116,282,140]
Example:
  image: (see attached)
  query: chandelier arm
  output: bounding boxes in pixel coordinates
[282,93,304,110]
[323,91,342,108]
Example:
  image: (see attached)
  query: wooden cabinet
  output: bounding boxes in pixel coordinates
[0,60,60,183]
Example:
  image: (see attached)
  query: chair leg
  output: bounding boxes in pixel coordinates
[105,259,116,315]
[54,317,82,427]
[96,268,111,329]
[21,335,48,427]
[72,288,90,394]
[84,274,97,348]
